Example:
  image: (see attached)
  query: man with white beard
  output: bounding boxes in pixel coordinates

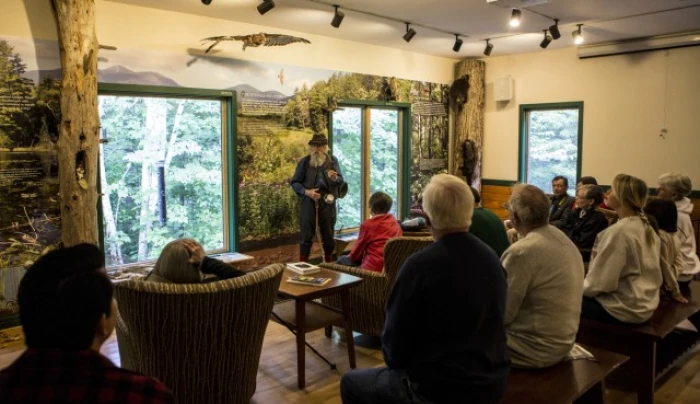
[291,133,345,263]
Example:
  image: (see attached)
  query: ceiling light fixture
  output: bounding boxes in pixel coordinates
[510,9,521,27]
[549,18,560,39]
[484,39,493,56]
[572,24,584,45]
[453,34,463,52]
[331,5,344,28]
[540,29,552,49]
[403,23,417,43]
[257,0,275,15]
[201,0,212,4]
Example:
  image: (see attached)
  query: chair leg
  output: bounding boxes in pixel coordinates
[325,325,333,338]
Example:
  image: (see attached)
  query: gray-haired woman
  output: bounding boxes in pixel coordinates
[146,239,245,284]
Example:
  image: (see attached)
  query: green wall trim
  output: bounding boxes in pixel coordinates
[482,179,517,187]
[98,83,233,98]
[518,101,584,185]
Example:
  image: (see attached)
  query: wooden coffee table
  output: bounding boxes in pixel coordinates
[272,267,363,389]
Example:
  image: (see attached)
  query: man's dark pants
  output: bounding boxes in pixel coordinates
[299,196,336,259]
[340,367,434,404]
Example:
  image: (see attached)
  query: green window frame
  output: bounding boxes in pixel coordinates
[329,100,412,231]
[518,102,584,193]
[97,84,238,267]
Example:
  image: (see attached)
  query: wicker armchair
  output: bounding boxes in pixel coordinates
[114,264,284,404]
[319,236,433,337]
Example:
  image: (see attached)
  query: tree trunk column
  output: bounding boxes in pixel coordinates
[52,0,99,246]
[452,59,485,189]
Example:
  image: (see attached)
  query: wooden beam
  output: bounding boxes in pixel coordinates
[51,0,100,246]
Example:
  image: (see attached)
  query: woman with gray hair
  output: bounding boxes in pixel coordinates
[146,239,246,284]
[657,172,700,282]
[501,184,584,368]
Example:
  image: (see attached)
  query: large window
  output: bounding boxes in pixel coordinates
[519,102,583,194]
[98,85,235,266]
[331,103,408,231]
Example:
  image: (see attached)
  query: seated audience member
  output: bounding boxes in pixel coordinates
[656,172,700,283]
[0,244,174,403]
[469,186,510,257]
[583,174,662,325]
[549,175,575,228]
[644,199,688,303]
[146,239,245,283]
[340,174,509,404]
[337,191,403,272]
[562,184,608,261]
[501,184,584,368]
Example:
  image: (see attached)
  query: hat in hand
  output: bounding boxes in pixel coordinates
[308,133,328,146]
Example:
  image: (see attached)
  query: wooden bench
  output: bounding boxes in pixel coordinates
[577,281,700,404]
[503,345,628,404]
[334,232,359,258]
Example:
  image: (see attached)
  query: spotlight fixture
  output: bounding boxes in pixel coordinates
[403,23,417,43]
[331,5,344,28]
[540,29,552,49]
[257,0,275,15]
[484,39,493,56]
[549,18,561,40]
[453,34,463,52]
[201,0,212,4]
[572,24,584,45]
[510,9,521,27]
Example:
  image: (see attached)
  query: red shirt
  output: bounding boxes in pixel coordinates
[0,349,174,403]
[348,213,403,272]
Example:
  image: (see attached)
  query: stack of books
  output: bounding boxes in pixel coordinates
[286,262,321,275]
[286,275,332,287]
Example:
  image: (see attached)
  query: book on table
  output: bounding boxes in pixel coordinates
[286,276,332,287]
[286,262,321,275]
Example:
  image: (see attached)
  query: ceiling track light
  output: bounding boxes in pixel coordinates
[331,5,345,28]
[257,0,275,15]
[201,0,212,4]
[540,29,552,49]
[403,23,417,43]
[572,24,584,45]
[549,18,561,40]
[453,34,463,52]
[510,9,521,27]
[484,39,493,56]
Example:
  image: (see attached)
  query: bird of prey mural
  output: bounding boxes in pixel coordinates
[201,33,311,53]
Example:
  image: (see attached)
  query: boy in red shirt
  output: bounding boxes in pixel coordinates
[337,192,403,272]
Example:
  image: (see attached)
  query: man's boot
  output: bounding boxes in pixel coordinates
[300,255,308,262]
[324,254,333,263]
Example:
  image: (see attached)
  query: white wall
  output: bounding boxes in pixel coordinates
[0,0,455,84]
[482,45,700,188]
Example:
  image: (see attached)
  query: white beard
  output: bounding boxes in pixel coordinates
[310,152,327,168]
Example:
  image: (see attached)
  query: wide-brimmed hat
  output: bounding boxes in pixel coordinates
[308,133,328,146]
[338,182,348,199]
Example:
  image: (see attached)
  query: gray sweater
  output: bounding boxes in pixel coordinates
[584,216,662,323]
[501,225,584,368]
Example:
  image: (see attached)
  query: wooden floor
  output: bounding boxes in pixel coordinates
[2,322,700,403]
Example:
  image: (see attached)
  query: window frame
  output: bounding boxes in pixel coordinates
[518,101,584,188]
[329,100,411,232]
[96,83,238,268]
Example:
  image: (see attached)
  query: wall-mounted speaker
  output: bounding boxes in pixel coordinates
[494,77,513,102]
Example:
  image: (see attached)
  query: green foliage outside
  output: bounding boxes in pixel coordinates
[526,109,580,195]
[99,96,225,265]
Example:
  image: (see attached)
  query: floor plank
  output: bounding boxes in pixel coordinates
[2,322,700,404]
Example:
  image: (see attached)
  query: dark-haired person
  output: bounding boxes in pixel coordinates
[0,244,174,403]
[469,186,510,257]
[337,191,402,272]
[644,199,688,303]
[549,175,575,228]
[562,184,608,262]
[146,238,245,283]
[291,133,345,263]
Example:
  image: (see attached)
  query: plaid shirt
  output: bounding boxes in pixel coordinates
[0,349,174,403]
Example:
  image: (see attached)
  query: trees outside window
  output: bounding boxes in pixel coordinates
[99,90,231,266]
[519,103,583,194]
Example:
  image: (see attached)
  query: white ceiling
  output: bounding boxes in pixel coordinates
[108,0,700,59]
